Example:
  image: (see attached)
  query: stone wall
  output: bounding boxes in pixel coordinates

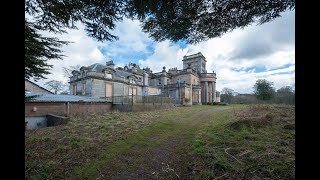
[113,82,128,96]
[91,79,107,97]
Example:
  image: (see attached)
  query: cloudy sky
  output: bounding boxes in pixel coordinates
[31,10,295,94]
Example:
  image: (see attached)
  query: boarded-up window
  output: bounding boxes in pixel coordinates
[133,88,137,95]
[105,73,112,79]
[185,89,190,99]
[129,87,137,95]
[105,83,113,97]
[82,83,86,95]
[148,87,159,95]
[73,85,77,95]
[193,90,199,103]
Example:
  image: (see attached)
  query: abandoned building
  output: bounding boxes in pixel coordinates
[69,52,219,105]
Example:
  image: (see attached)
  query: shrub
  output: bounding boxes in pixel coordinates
[184,98,190,103]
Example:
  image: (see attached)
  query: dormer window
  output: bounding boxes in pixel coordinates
[105,72,112,79]
[129,79,136,84]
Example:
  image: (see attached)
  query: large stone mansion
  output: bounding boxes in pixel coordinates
[69,52,218,105]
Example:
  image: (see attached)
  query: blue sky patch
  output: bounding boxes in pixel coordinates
[270,63,294,71]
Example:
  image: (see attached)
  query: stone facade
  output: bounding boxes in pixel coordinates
[69,52,218,105]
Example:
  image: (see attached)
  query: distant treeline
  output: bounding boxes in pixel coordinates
[221,79,295,105]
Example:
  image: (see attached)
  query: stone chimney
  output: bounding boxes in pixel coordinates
[106,60,115,69]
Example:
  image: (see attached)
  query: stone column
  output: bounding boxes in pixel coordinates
[205,81,208,103]
[212,81,216,102]
[198,89,201,104]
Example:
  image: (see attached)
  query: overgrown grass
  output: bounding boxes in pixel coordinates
[192,104,295,179]
[25,104,251,179]
[72,120,182,179]
[25,110,169,179]
[25,106,231,179]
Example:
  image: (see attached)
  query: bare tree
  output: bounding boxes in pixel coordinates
[62,65,81,78]
[275,86,295,104]
[221,88,235,104]
[44,80,66,94]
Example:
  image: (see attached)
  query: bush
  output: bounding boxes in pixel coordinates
[212,102,220,105]
[184,98,190,103]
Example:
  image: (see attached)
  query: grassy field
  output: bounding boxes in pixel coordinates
[192,104,295,179]
[25,104,294,179]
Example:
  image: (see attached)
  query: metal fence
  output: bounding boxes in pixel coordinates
[105,95,175,105]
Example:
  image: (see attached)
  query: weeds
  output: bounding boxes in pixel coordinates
[25,109,169,179]
[192,104,295,179]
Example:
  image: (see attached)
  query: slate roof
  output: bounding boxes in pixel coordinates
[25,79,54,94]
[114,70,137,78]
[87,63,106,73]
[25,93,111,102]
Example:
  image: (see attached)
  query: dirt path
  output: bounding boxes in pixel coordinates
[88,106,233,180]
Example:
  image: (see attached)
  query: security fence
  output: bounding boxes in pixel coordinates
[105,95,175,105]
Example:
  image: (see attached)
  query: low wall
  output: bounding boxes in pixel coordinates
[47,114,70,127]
[25,116,47,129]
[25,101,175,118]
[25,102,112,117]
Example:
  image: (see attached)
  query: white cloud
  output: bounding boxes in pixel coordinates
[103,18,153,57]
[31,23,106,88]
[138,40,189,72]
[28,10,294,94]
[216,66,295,93]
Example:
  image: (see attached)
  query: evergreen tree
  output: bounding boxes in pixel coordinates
[253,79,275,101]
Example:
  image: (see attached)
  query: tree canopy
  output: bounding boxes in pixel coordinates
[275,86,295,104]
[128,0,295,43]
[221,87,235,103]
[25,21,69,80]
[25,0,295,80]
[253,79,275,101]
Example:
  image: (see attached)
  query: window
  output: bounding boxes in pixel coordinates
[105,83,112,97]
[82,83,86,95]
[130,79,136,84]
[158,79,161,85]
[105,73,112,79]
[82,71,86,78]
[73,85,77,95]
[202,63,206,70]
